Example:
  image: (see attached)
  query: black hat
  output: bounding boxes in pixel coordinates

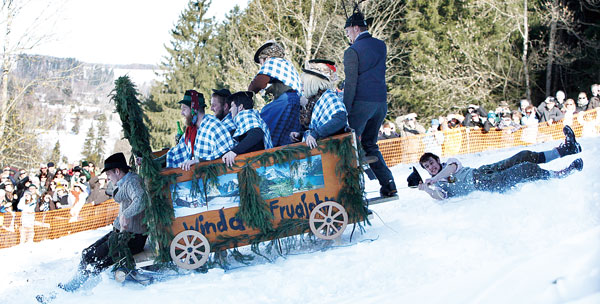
[345,11,368,28]
[302,69,329,81]
[254,41,275,63]
[212,88,232,98]
[178,90,206,110]
[47,162,55,168]
[308,59,335,66]
[73,166,81,172]
[407,167,423,188]
[227,91,255,109]
[101,152,131,173]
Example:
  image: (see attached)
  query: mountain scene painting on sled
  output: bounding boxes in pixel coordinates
[258,154,325,200]
[170,173,240,217]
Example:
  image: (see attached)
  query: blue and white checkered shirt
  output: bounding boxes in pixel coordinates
[233,109,273,149]
[166,114,234,167]
[258,57,303,96]
[305,89,347,139]
[221,112,236,133]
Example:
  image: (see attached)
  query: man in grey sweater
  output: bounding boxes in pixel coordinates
[59,152,148,291]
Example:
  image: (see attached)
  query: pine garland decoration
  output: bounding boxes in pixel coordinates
[110,76,175,266]
[190,163,228,206]
[108,231,135,271]
[319,135,368,226]
[236,162,274,232]
[249,145,311,168]
[230,145,312,233]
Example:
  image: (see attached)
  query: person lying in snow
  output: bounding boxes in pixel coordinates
[417,125,583,200]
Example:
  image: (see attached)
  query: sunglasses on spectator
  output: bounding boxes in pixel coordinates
[579,97,587,99]
[526,111,533,114]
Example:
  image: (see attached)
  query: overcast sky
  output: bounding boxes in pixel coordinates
[13,0,249,65]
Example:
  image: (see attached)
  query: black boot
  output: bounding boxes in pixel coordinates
[554,158,583,178]
[557,125,582,157]
[380,180,398,197]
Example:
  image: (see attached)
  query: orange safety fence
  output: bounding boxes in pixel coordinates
[0,200,119,249]
[0,109,597,250]
[379,109,599,167]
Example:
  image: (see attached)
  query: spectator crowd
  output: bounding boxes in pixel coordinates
[0,160,112,243]
[379,84,600,142]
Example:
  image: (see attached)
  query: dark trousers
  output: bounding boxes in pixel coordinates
[474,150,550,192]
[80,230,147,274]
[348,101,394,186]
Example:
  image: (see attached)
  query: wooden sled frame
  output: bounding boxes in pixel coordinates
[133,132,366,271]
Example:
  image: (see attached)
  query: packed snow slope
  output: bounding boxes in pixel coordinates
[1,137,599,304]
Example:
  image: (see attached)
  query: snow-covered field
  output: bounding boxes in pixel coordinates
[1,137,599,304]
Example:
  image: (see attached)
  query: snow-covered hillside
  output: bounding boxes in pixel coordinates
[1,136,599,304]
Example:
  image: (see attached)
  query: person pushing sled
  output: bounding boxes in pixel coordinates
[416,125,583,200]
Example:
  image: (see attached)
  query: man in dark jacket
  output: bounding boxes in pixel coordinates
[343,11,396,197]
[537,97,564,125]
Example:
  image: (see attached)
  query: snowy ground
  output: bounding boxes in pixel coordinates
[1,137,599,304]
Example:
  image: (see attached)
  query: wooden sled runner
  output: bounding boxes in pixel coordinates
[125,132,368,274]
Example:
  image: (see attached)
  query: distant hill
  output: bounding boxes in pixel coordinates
[11,54,161,165]
[13,54,159,105]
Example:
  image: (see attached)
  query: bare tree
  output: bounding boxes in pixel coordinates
[0,0,66,166]
[522,0,531,101]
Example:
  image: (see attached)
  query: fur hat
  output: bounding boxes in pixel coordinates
[254,40,285,63]
[305,59,338,82]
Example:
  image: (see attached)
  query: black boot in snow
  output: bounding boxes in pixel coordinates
[557,125,582,157]
[554,158,583,178]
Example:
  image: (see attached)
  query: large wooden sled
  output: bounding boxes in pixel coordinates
[132,132,367,272]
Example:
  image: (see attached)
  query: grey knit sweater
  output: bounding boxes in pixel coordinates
[112,172,147,234]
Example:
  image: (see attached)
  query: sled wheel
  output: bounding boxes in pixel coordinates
[170,230,210,270]
[309,201,348,240]
[114,269,127,283]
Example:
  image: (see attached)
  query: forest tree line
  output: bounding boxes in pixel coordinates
[144,0,600,150]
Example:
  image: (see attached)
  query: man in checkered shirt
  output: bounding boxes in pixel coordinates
[290,62,348,149]
[210,88,236,133]
[249,40,302,147]
[222,91,273,167]
[166,90,234,170]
